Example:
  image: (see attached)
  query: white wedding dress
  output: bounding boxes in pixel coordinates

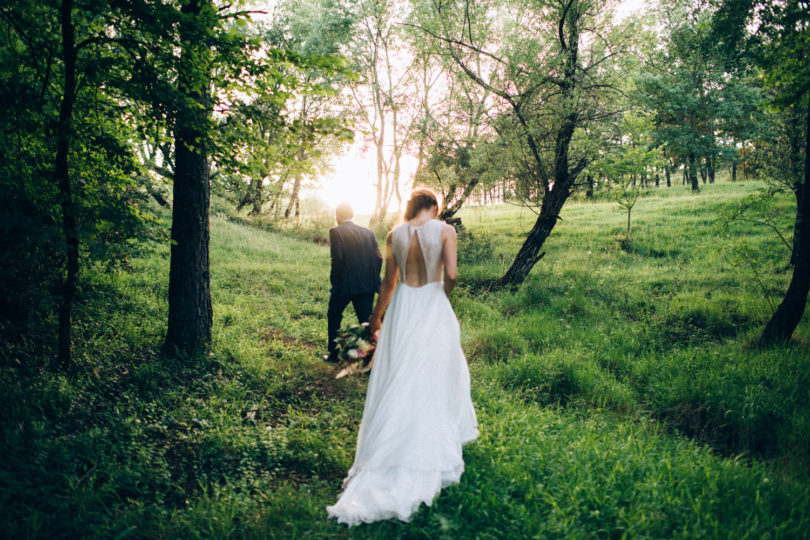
[327,219,479,526]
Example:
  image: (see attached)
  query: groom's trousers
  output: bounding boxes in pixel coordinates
[327,292,375,358]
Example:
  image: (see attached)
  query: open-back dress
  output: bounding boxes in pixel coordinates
[326,219,479,526]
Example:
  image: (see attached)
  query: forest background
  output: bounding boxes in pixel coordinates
[1,0,809,537]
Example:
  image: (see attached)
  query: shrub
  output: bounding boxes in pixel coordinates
[458,233,495,264]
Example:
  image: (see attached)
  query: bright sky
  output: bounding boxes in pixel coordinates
[306,140,402,217]
[302,0,652,215]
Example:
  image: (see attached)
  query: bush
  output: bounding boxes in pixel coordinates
[458,233,495,264]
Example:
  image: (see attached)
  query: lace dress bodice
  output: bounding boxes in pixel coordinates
[391,219,444,284]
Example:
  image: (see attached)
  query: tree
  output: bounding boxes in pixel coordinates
[420,0,625,287]
[591,142,661,237]
[53,0,81,368]
[347,0,421,226]
[406,4,494,220]
[637,1,760,195]
[115,0,264,354]
[222,94,292,216]
[0,0,158,367]
[713,0,810,344]
[164,0,216,352]
[588,110,661,236]
[267,0,355,219]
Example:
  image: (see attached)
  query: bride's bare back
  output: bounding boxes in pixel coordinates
[404,233,442,287]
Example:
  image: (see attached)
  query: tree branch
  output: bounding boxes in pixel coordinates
[558,0,573,51]
[218,10,268,20]
[400,22,518,73]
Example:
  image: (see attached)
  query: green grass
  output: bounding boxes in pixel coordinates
[1,179,809,538]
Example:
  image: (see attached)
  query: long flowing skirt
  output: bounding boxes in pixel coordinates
[326,282,479,526]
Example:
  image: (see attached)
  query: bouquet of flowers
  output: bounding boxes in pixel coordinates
[333,322,376,379]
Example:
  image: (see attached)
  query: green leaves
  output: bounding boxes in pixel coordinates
[213,0,355,218]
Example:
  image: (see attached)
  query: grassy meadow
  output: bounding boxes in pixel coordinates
[2,180,809,538]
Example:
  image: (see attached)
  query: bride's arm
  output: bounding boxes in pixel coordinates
[442,224,458,298]
[368,231,398,335]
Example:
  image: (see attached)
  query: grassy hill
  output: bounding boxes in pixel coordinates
[2,180,809,538]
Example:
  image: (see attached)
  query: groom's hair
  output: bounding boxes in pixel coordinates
[336,203,354,222]
[404,188,440,220]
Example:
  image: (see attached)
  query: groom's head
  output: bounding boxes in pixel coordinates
[335,203,354,224]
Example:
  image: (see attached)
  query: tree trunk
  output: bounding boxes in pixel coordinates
[284,174,302,219]
[248,175,264,216]
[56,0,79,370]
[369,136,385,226]
[742,147,748,180]
[236,188,252,212]
[732,161,737,181]
[689,153,700,193]
[790,182,803,266]
[586,174,594,197]
[626,206,631,236]
[440,176,480,219]
[496,185,570,287]
[268,173,287,218]
[665,164,671,187]
[761,106,810,344]
[707,155,715,183]
[786,105,803,267]
[165,0,213,353]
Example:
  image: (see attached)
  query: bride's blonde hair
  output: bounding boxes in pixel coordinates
[403,188,441,221]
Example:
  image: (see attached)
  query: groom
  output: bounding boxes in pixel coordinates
[325,203,382,362]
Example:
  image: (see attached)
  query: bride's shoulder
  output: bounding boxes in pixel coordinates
[388,222,407,242]
[424,218,447,232]
[439,221,457,240]
[438,219,455,232]
[391,222,408,235]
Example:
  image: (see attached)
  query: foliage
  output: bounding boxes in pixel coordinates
[406,2,496,218]
[636,0,762,191]
[711,0,810,344]
[217,0,355,219]
[588,111,664,237]
[2,0,810,535]
[0,0,161,346]
[411,0,637,286]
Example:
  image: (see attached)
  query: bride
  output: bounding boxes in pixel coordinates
[327,188,479,526]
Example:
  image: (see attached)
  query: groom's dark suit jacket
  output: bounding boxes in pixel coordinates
[329,221,382,296]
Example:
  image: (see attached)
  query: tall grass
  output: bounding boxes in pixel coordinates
[1,180,808,538]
